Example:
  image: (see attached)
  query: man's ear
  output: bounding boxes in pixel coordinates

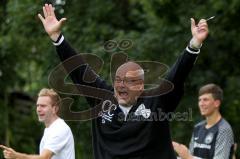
[214,99,221,108]
[54,105,59,114]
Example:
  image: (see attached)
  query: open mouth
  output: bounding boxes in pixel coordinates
[38,114,45,118]
[118,91,128,98]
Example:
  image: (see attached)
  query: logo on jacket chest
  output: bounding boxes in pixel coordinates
[99,100,117,124]
[99,101,151,124]
[134,103,151,119]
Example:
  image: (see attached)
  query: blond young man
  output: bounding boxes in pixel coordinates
[0,88,75,159]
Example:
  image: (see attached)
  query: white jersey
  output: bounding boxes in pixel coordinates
[40,118,75,159]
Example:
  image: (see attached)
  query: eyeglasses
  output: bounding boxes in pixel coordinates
[114,77,143,86]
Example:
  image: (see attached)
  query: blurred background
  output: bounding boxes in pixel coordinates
[0,0,240,158]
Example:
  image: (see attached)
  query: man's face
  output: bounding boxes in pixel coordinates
[198,93,220,117]
[114,63,144,107]
[36,96,57,125]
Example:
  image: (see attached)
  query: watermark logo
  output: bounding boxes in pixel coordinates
[118,108,192,122]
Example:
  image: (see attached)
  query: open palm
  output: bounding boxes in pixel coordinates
[38,4,66,41]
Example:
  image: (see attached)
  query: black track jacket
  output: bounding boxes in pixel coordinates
[54,35,199,159]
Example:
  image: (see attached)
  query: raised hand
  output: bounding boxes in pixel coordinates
[38,4,67,41]
[190,18,209,47]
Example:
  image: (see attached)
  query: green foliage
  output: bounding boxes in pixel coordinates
[1,0,240,158]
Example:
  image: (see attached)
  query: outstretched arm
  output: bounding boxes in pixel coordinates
[160,18,209,112]
[38,4,66,41]
[38,4,113,108]
[0,145,53,159]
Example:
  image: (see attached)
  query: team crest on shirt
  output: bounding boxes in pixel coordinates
[204,132,214,144]
[134,103,151,119]
[99,100,117,124]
